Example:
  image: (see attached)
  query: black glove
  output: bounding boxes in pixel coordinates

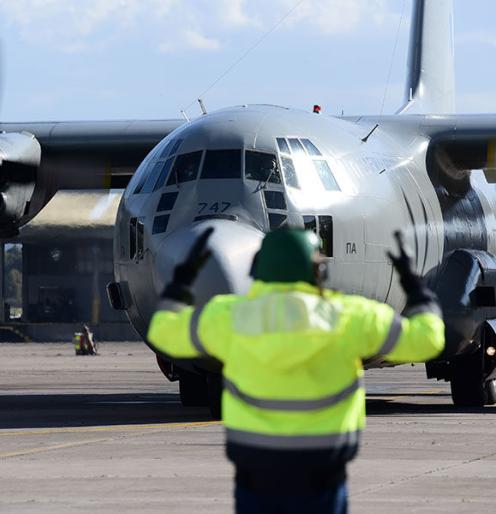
[387,231,421,293]
[387,231,440,312]
[161,228,214,304]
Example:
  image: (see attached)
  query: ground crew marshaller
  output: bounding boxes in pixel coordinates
[147,227,445,514]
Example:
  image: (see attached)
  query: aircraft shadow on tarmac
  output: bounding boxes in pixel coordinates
[2,391,496,429]
[365,396,496,416]
[0,392,211,430]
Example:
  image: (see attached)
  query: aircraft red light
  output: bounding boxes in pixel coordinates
[313,105,321,114]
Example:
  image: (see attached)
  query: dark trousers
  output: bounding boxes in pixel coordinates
[235,479,348,514]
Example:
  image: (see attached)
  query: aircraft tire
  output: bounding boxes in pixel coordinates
[450,346,487,407]
[485,379,496,406]
[206,374,222,420]
[179,370,209,407]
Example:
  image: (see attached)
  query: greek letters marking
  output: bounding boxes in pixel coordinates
[346,242,357,255]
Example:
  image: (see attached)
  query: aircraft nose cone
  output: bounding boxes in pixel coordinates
[154,220,264,303]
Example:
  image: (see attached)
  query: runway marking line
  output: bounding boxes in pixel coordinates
[0,421,221,459]
[0,438,111,459]
[0,421,221,438]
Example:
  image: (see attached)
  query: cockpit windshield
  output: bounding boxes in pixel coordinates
[275,137,340,192]
[166,151,202,185]
[245,151,281,184]
[201,150,241,179]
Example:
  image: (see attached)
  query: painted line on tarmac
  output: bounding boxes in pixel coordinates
[0,438,111,459]
[0,421,222,459]
[0,421,221,438]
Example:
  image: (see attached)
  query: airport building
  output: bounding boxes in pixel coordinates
[0,191,140,341]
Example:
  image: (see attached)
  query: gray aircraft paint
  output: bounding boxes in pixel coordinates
[399,0,455,114]
[0,120,183,234]
[2,0,496,370]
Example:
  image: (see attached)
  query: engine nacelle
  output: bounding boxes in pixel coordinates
[0,132,41,238]
[433,249,496,358]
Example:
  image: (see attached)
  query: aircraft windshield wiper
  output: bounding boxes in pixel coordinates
[257,162,277,191]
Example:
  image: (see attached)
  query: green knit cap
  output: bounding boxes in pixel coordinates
[253,227,321,284]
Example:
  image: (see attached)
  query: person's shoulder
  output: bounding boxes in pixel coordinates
[204,293,244,312]
[331,291,391,312]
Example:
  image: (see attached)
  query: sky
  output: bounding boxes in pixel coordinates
[0,0,496,122]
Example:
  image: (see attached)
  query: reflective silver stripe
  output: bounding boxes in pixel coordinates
[226,428,361,450]
[223,377,363,412]
[377,313,403,356]
[404,302,442,318]
[189,307,208,355]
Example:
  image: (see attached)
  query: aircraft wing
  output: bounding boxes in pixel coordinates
[420,115,496,177]
[0,119,184,237]
[351,114,496,179]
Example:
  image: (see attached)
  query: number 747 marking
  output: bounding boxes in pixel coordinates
[198,202,231,214]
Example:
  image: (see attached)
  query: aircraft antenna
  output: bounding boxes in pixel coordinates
[198,98,208,115]
[181,0,308,115]
[379,0,407,116]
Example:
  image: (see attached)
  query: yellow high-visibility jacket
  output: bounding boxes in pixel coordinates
[148,281,444,460]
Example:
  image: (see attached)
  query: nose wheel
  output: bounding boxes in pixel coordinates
[179,369,209,407]
[178,370,222,419]
[206,374,222,420]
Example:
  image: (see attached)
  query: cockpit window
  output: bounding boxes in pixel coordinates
[201,150,241,179]
[276,138,290,155]
[152,158,174,191]
[167,151,202,186]
[245,151,281,184]
[301,139,322,156]
[288,138,306,155]
[160,138,183,159]
[281,157,300,189]
[269,213,287,230]
[313,160,340,191]
[140,162,165,194]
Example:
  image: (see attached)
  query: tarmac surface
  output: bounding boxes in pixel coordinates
[1,342,496,513]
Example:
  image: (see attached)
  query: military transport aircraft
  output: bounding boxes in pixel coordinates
[2,0,496,415]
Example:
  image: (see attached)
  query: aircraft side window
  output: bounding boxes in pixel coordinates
[152,215,170,235]
[132,160,154,194]
[301,139,322,156]
[313,160,340,191]
[281,157,300,189]
[153,158,174,191]
[245,151,281,184]
[129,218,137,259]
[141,162,166,194]
[129,217,145,261]
[276,138,291,155]
[159,139,175,159]
[169,139,183,156]
[318,216,333,257]
[157,192,179,212]
[136,220,145,260]
[167,151,202,185]
[127,156,149,195]
[269,213,287,231]
[303,215,317,234]
[160,138,183,159]
[202,150,242,179]
[288,138,306,155]
[264,191,287,210]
